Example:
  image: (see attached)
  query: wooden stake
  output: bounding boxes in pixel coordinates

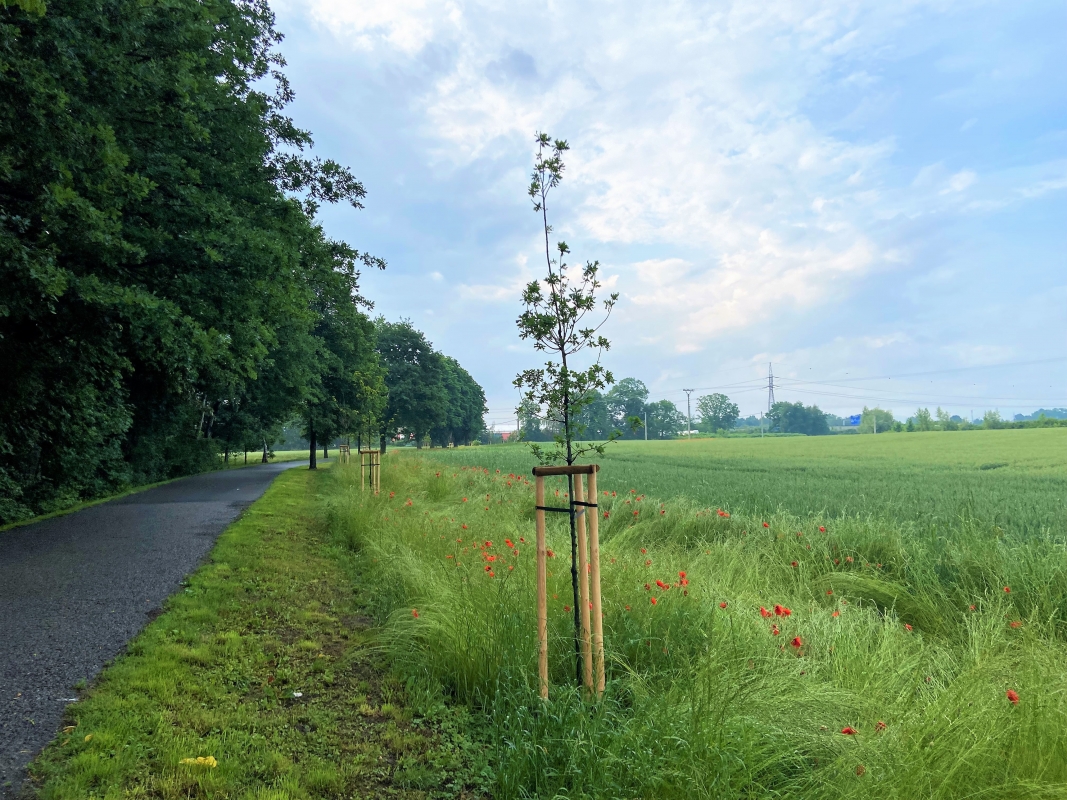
[587,470,605,696]
[360,449,365,492]
[535,475,548,699]
[574,476,593,693]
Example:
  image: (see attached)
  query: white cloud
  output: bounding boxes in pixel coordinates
[942,169,977,193]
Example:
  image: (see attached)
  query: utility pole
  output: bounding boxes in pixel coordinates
[644,411,648,441]
[683,389,694,438]
[759,412,763,438]
[767,363,776,413]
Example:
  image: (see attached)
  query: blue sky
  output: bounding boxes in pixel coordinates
[273,0,1066,428]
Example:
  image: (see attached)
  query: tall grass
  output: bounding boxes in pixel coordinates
[324,455,1067,798]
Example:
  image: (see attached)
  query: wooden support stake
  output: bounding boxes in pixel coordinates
[535,475,549,699]
[360,449,365,491]
[574,476,594,694]
[587,470,605,696]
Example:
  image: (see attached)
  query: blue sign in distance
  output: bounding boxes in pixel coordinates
[848,414,862,426]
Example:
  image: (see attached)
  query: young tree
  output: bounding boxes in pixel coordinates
[696,393,740,433]
[514,132,623,684]
[914,407,934,431]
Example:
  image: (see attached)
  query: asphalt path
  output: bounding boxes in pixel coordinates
[0,459,319,797]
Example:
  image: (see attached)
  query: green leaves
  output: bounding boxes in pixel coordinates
[515,132,620,466]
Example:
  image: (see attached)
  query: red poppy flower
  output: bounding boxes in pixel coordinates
[678,571,687,579]
[1003,586,1011,593]
[505,539,514,548]
[412,608,419,618]
[791,561,799,568]
[508,565,514,571]
[1010,620,1022,628]
[680,578,689,586]
[462,524,468,530]
[603,511,610,519]
[650,597,657,605]
[564,605,571,612]
[546,549,555,558]
[633,510,639,517]
[656,580,667,589]
[644,583,651,590]
[645,559,652,566]
[641,548,647,554]
[904,623,913,631]
[520,537,526,543]
[488,571,495,577]
[760,606,772,618]
[1006,689,1019,705]
[826,590,833,596]
[969,604,976,611]
[625,604,631,611]
[840,727,857,735]
[791,636,802,648]
[845,556,854,563]
[771,625,780,636]
[819,526,826,532]
[720,602,728,609]
[462,497,468,502]
[875,721,886,731]
[774,604,786,616]
[832,610,840,618]
[763,522,770,528]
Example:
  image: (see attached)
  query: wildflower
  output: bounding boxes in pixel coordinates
[660,509,666,515]
[1003,586,1011,593]
[834,558,840,565]
[484,565,491,572]
[845,556,854,564]
[564,605,571,613]
[641,548,647,554]
[855,765,866,776]
[904,623,913,631]
[832,610,840,618]
[405,499,413,506]
[763,522,769,528]
[546,549,555,558]
[446,555,453,559]
[462,497,468,502]
[488,571,495,577]
[389,491,395,499]
[1010,621,1022,629]
[650,597,657,605]
[180,756,218,768]
[462,524,468,530]
[840,727,857,735]
[680,578,689,587]
[774,604,792,617]
[791,636,802,648]
[412,609,419,618]
[520,537,526,543]
[484,540,492,548]
[826,590,833,596]
[645,559,652,566]
[508,565,514,571]
[875,721,886,731]
[644,583,651,591]
[1006,689,1020,705]
[625,604,631,611]
[969,604,976,611]
[505,539,513,548]
[771,625,780,636]
[633,510,639,517]
[791,561,799,568]
[819,526,826,532]
[656,580,667,589]
[604,511,610,519]
[678,571,687,579]
[760,606,772,618]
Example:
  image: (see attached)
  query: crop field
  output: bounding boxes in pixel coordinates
[412,429,1067,538]
[321,428,1067,798]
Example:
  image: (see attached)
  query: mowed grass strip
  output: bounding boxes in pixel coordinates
[28,467,489,799]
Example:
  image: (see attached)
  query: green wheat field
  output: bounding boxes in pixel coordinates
[326,428,1067,798]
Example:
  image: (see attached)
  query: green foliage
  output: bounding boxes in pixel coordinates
[769,401,831,435]
[0,0,390,520]
[697,392,740,433]
[859,406,895,434]
[514,132,620,466]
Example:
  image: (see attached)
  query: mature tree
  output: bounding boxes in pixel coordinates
[696,393,740,433]
[376,319,448,449]
[0,0,381,520]
[858,407,895,434]
[768,402,830,435]
[571,390,611,441]
[605,378,649,439]
[644,400,685,439]
[913,407,934,431]
[430,357,487,447]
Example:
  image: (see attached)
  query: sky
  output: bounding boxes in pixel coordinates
[271,0,1066,428]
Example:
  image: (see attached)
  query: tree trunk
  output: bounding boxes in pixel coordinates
[262,439,269,463]
[379,434,388,455]
[309,414,317,470]
[323,444,328,460]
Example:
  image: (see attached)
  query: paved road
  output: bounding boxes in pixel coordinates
[0,459,318,797]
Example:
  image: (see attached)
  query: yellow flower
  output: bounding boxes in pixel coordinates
[180,756,218,768]
[83,734,93,743]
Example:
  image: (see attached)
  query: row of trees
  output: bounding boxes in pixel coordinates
[0,0,483,522]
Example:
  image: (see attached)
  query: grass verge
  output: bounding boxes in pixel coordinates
[325,454,1067,799]
[27,466,489,799]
